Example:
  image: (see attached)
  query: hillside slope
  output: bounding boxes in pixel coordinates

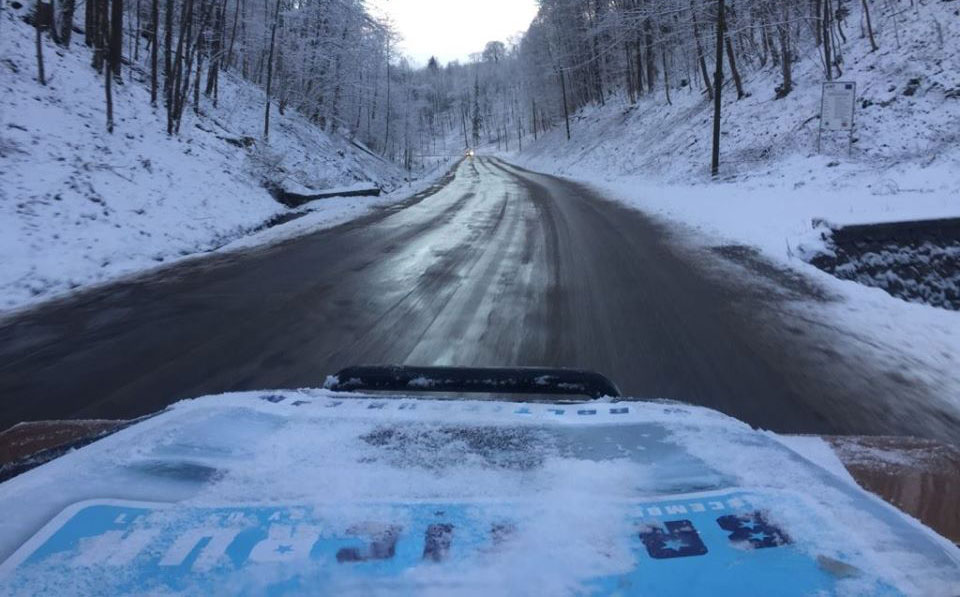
[516,1,960,192]
[0,11,408,313]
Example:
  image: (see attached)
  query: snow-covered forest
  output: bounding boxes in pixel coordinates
[19,0,427,163]
[437,0,953,159]
[13,0,954,168]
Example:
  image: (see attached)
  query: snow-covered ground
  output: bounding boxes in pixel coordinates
[0,10,440,314]
[507,2,960,411]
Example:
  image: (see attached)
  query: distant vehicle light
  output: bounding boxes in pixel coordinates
[466,149,475,157]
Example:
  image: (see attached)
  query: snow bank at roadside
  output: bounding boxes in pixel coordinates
[507,160,960,418]
[0,12,415,314]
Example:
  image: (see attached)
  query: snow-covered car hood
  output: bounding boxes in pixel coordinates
[0,391,957,596]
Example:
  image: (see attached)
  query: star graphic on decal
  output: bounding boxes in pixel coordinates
[662,539,686,551]
[739,519,758,530]
[749,532,769,543]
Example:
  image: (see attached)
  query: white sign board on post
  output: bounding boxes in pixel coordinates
[819,81,857,153]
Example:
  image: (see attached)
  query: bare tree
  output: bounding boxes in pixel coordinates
[149,0,158,104]
[60,0,76,46]
[34,0,52,85]
[861,0,878,51]
[263,0,280,140]
[109,0,123,80]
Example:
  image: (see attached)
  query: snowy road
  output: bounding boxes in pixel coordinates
[1,158,957,441]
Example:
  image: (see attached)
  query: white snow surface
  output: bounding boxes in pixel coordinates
[0,392,957,595]
[0,11,439,314]
[505,1,960,413]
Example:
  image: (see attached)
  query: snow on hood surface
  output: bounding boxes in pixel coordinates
[0,391,957,596]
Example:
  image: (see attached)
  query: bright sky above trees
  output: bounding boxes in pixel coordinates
[370,0,538,66]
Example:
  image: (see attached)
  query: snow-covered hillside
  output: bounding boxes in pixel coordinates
[503,2,960,414]
[511,0,960,258]
[0,10,414,313]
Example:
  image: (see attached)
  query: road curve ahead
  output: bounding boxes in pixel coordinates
[1,157,957,441]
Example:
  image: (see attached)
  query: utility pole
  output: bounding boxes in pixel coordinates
[711,0,725,177]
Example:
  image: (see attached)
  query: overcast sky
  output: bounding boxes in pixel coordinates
[370,0,538,67]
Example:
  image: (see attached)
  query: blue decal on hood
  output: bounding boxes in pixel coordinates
[0,492,901,596]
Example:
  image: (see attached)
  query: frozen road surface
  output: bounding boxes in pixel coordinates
[1,158,957,441]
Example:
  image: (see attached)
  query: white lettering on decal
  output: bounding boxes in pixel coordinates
[708,501,725,511]
[664,505,688,515]
[646,507,662,516]
[158,528,242,571]
[71,530,159,567]
[248,526,321,563]
[225,512,248,525]
[689,503,706,513]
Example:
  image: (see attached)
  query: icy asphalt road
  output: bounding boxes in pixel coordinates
[1,158,957,441]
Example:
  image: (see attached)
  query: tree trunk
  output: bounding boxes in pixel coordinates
[724,33,744,99]
[34,1,48,85]
[661,43,671,105]
[193,41,203,114]
[167,0,190,133]
[105,55,114,132]
[822,0,833,80]
[517,115,522,152]
[691,1,713,100]
[813,0,823,46]
[591,0,604,106]
[712,0,725,177]
[383,37,392,152]
[134,0,141,61]
[777,8,793,99]
[644,18,655,93]
[776,5,793,99]
[150,0,158,104]
[84,0,96,48]
[92,0,107,72]
[45,0,61,44]
[559,67,570,141]
[861,0,878,51]
[204,0,223,97]
[60,0,76,46]
[329,24,348,132]
[174,0,214,131]
[109,0,123,80]
[765,15,780,67]
[531,99,537,141]
[634,27,644,96]
[226,0,241,70]
[163,0,173,97]
[263,0,280,140]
